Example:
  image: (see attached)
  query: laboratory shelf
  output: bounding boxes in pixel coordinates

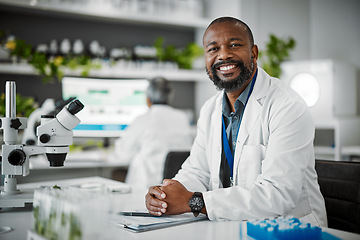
[0,0,210,29]
[0,63,208,81]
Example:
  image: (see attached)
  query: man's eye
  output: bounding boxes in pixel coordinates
[207,47,218,52]
[230,43,241,47]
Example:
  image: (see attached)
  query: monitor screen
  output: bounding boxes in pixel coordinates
[62,76,149,137]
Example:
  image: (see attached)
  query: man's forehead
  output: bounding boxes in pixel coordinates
[203,23,247,44]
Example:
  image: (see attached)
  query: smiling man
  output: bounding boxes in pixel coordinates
[145,17,327,227]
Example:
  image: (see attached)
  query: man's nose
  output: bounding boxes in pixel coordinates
[217,48,233,60]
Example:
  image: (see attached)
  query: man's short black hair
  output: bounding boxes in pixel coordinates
[206,17,254,46]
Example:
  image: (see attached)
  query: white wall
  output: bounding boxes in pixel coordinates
[241,0,310,61]
[310,0,360,67]
[309,0,360,113]
[240,0,360,113]
[240,0,360,66]
[204,0,242,19]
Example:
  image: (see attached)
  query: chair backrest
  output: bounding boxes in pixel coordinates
[163,151,190,179]
[315,159,360,233]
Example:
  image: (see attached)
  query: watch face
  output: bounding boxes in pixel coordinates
[190,196,204,211]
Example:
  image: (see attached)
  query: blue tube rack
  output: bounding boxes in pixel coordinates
[247,217,322,240]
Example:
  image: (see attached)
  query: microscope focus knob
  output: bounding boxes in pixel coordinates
[8,149,26,166]
[40,134,51,143]
[10,118,22,130]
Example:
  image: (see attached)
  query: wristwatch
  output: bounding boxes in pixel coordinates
[188,192,204,217]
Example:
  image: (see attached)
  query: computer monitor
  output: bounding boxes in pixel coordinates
[61,76,149,137]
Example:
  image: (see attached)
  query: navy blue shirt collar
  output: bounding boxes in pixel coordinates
[222,68,258,117]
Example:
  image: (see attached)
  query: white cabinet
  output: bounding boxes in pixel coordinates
[281,59,360,160]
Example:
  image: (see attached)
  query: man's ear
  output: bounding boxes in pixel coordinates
[252,45,259,63]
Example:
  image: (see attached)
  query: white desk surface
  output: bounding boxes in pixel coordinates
[1,177,360,240]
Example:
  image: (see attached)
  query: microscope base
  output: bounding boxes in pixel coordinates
[0,188,34,208]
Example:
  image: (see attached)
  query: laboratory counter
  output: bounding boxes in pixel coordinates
[1,177,360,240]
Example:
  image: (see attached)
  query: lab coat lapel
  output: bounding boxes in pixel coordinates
[211,93,223,189]
[233,69,268,181]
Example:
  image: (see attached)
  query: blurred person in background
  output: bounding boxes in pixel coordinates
[113,77,193,189]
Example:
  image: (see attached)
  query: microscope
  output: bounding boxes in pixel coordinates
[0,81,84,208]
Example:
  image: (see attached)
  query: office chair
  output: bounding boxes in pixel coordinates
[163,151,190,179]
[315,159,360,234]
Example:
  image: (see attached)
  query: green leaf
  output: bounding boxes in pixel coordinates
[259,34,296,78]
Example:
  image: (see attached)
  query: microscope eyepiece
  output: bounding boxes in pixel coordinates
[68,100,84,115]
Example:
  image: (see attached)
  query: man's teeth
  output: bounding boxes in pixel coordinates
[219,65,236,71]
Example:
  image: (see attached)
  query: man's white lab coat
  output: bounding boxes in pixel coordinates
[114,105,193,189]
[174,67,327,226]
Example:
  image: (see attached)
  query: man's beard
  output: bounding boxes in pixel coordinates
[206,59,254,92]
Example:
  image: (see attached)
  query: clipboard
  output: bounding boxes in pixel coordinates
[110,211,208,232]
